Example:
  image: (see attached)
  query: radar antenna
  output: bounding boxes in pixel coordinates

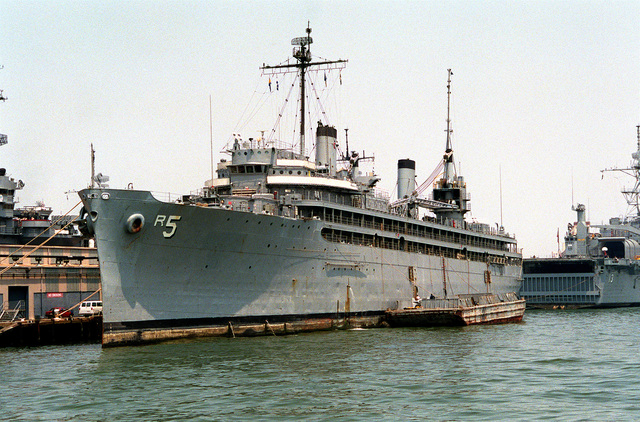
[260,24,347,158]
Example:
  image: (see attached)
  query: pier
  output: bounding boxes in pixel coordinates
[0,315,101,347]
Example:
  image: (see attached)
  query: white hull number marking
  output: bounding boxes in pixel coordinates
[154,215,182,238]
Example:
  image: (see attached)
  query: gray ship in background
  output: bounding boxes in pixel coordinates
[520,126,640,308]
[79,27,522,346]
[0,89,99,322]
[0,111,84,247]
[0,165,84,247]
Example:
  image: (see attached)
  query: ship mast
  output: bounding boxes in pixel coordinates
[430,69,470,223]
[260,24,347,158]
[443,69,455,184]
[0,67,7,147]
[90,143,95,188]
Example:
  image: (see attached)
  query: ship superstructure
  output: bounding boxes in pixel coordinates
[79,27,522,346]
[0,154,83,246]
[520,126,640,307]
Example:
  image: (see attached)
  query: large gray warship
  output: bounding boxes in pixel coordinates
[79,27,522,346]
[520,126,640,308]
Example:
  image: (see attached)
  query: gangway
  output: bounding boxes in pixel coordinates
[0,300,25,322]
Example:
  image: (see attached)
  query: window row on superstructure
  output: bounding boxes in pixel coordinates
[320,227,520,266]
[298,205,518,255]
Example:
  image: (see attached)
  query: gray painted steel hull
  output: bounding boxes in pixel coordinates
[81,189,521,345]
[521,258,640,307]
[523,129,640,308]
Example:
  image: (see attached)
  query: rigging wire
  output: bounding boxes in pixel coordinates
[231,76,264,139]
[242,90,271,133]
[309,72,329,126]
[416,160,445,196]
[267,74,298,146]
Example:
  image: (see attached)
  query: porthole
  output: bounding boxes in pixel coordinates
[297,171,301,175]
[289,170,293,174]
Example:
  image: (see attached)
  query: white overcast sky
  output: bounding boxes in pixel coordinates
[0,0,638,257]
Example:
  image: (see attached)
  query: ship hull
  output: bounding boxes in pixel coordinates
[520,258,640,308]
[81,189,521,346]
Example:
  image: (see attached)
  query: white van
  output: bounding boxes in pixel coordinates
[79,301,103,316]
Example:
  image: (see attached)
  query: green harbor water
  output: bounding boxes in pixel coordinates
[2,308,639,421]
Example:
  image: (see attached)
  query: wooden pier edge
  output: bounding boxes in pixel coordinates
[0,316,102,347]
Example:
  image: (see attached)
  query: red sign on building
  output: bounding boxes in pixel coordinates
[47,292,64,298]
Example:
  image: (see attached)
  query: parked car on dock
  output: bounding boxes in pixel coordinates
[45,307,72,318]
[79,301,102,316]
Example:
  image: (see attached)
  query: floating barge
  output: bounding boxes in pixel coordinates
[385,293,525,327]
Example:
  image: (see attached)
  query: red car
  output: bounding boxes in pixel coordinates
[45,307,73,318]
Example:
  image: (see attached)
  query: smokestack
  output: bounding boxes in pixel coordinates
[397,159,416,199]
[315,123,338,176]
